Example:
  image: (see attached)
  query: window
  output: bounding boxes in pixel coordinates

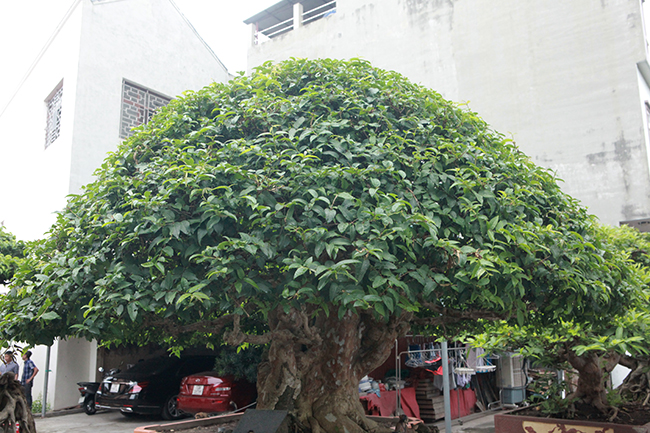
[119,80,171,139]
[45,81,63,148]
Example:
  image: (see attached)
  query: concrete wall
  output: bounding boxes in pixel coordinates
[247,0,650,225]
[0,3,83,241]
[69,0,231,194]
[0,0,231,411]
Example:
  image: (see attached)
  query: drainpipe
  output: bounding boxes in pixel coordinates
[441,341,452,433]
[41,345,51,418]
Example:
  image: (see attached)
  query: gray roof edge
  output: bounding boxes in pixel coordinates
[243,0,298,24]
[167,0,230,74]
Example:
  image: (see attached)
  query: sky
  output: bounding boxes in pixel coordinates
[0,0,278,111]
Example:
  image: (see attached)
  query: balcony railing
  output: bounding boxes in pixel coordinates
[248,1,336,46]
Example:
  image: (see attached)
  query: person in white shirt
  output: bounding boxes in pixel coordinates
[0,351,19,378]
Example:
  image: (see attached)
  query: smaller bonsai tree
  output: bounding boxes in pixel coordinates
[603,225,650,405]
[473,315,645,419]
[469,224,650,420]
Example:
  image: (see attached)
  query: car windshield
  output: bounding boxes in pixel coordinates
[127,357,179,375]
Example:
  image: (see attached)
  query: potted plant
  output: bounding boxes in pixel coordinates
[467,224,650,432]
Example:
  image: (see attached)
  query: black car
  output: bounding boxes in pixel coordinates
[95,355,215,419]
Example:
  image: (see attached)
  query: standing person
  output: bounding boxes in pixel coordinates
[21,351,38,409]
[0,351,19,378]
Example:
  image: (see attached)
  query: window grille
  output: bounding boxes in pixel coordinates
[45,83,63,148]
[120,80,171,139]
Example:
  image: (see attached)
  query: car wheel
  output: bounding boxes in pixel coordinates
[83,395,96,415]
[161,394,182,420]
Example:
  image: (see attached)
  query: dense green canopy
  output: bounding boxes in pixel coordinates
[0,226,25,286]
[2,58,636,348]
[469,223,650,415]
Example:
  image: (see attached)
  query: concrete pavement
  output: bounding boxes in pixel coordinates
[434,411,496,433]
[34,409,176,433]
[33,408,497,433]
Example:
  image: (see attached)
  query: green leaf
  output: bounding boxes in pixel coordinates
[189,283,207,293]
[294,267,308,279]
[127,303,138,322]
[324,209,336,223]
[155,262,165,274]
[516,309,524,326]
[40,312,60,321]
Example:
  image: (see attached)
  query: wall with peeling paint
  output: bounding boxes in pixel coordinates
[247,0,650,225]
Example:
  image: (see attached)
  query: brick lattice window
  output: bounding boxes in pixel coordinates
[45,82,63,148]
[120,80,171,139]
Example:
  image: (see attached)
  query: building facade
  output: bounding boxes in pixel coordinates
[0,0,230,410]
[245,0,650,227]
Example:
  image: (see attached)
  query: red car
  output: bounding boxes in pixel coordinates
[177,372,257,415]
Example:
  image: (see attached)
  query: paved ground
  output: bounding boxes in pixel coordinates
[433,411,496,433]
[34,409,177,433]
[33,409,496,433]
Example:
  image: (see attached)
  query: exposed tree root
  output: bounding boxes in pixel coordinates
[608,407,619,423]
[618,356,650,405]
[0,372,35,433]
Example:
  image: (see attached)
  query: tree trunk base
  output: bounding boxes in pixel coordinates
[618,359,650,404]
[0,373,35,433]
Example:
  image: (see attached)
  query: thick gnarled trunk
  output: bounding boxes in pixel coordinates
[565,351,619,414]
[0,372,36,433]
[250,307,411,433]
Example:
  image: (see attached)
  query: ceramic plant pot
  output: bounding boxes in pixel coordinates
[494,407,650,433]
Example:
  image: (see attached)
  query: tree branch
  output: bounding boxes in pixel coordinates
[417,302,510,325]
[619,354,640,370]
[143,314,236,337]
[223,313,297,346]
[356,310,412,375]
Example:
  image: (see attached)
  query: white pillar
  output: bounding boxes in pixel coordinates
[250,23,258,46]
[293,3,304,30]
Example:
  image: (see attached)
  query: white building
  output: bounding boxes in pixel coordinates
[245,0,650,228]
[0,0,230,410]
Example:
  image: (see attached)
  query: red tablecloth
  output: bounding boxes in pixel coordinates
[449,388,477,419]
[360,387,420,419]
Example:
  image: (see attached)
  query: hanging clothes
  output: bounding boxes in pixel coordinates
[433,361,457,390]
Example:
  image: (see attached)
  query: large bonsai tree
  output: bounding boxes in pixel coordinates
[1,59,636,433]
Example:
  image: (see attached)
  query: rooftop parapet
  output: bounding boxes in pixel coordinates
[244,0,336,45]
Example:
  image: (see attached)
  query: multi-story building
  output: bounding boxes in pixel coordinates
[245,0,650,228]
[0,0,229,410]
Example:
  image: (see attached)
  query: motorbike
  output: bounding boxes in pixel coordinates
[77,367,119,415]
[77,381,100,415]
